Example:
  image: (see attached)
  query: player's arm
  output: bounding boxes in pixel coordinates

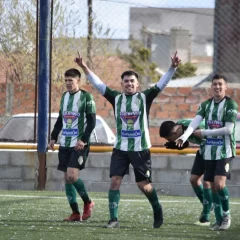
[51,110,63,141]
[74,52,107,95]
[196,101,238,137]
[156,51,181,91]
[80,94,96,144]
[175,115,203,147]
[49,110,63,150]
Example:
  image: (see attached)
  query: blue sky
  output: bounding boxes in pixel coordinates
[67,0,215,39]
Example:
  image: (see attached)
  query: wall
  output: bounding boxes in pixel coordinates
[1,82,240,146]
[0,151,240,198]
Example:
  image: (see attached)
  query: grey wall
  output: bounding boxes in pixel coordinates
[1,151,240,198]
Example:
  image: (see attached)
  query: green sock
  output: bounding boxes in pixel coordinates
[65,183,79,213]
[193,184,204,204]
[72,178,90,204]
[212,192,223,224]
[202,188,212,221]
[108,190,120,220]
[144,188,161,212]
[218,186,230,214]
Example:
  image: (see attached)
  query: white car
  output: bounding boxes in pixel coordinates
[0,113,116,145]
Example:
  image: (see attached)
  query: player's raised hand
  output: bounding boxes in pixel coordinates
[171,51,181,68]
[74,51,87,68]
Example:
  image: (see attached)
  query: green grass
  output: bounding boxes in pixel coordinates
[0,191,239,240]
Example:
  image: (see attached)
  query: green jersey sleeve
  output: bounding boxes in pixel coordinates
[104,86,121,106]
[86,93,96,114]
[142,85,161,104]
[224,99,238,123]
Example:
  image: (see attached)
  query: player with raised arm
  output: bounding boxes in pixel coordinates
[175,74,238,231]
[75,51,181,228]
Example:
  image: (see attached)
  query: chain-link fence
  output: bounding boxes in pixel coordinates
[0,0,240,145]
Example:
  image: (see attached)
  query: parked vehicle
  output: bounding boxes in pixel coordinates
[0,113,116,145]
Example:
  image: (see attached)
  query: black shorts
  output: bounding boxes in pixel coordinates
[58,145,90,172]
[191,150,205,176]
[110,148,152,183]
[203,157,233,182]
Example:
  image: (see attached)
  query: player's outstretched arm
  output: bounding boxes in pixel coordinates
[74,52,107,95]
[175,115,202,147]
[157,51,181,91]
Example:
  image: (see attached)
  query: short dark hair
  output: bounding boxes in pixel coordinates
[65,68,81,78]
[159,121,176,138]
[121,70,139,80]
[212,74,227,83]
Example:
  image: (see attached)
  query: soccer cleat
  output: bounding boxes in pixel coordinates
[63,213,82,222]
[153,207,163,228]
[194,220,210,226]
[194,213,210,226]
[103,219,120,228]
[82,201,95,220]
[210,222,221,231]
[219,214,231,230]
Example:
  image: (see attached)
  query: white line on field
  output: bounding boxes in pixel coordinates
[0,194,240,204]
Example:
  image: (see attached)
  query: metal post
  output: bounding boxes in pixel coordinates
[37,0,51,190]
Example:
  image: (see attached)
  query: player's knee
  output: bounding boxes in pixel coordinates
[110,176,122,189]
[137,181,152,193]
[214,182,225,191]
[190,175,201,187]
[66,175,77,183]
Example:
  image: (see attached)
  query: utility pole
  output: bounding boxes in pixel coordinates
[87,0,93,70]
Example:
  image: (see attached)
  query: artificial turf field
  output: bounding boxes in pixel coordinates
[0,191,239,240]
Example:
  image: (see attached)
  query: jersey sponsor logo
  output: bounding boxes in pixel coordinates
[62,128,79,136]
[207,120,223,129]
[227,109,238,115]
[120,111,140,127]
[63,111,80,127]
[206,138,223,146]
[121,129,141,138]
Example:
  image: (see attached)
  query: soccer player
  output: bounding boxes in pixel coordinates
[160,120,213,226]
[176,74,238,231]
[75,51,181,228]
[49,68,96,222]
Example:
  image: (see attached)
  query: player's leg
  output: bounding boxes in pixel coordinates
[190,151,204,204]
[131,150,163,228]
[215,158,233,230]
[104,149,129,228]
[68,146,94,220]
[204,160,223,230]
[191,151,212,225]
[202,181,212,222]
[58,146,81,221]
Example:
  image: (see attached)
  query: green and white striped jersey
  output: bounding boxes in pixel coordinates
[104,85,161,151]
[196,96,238,160]
[59,90,96,147]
